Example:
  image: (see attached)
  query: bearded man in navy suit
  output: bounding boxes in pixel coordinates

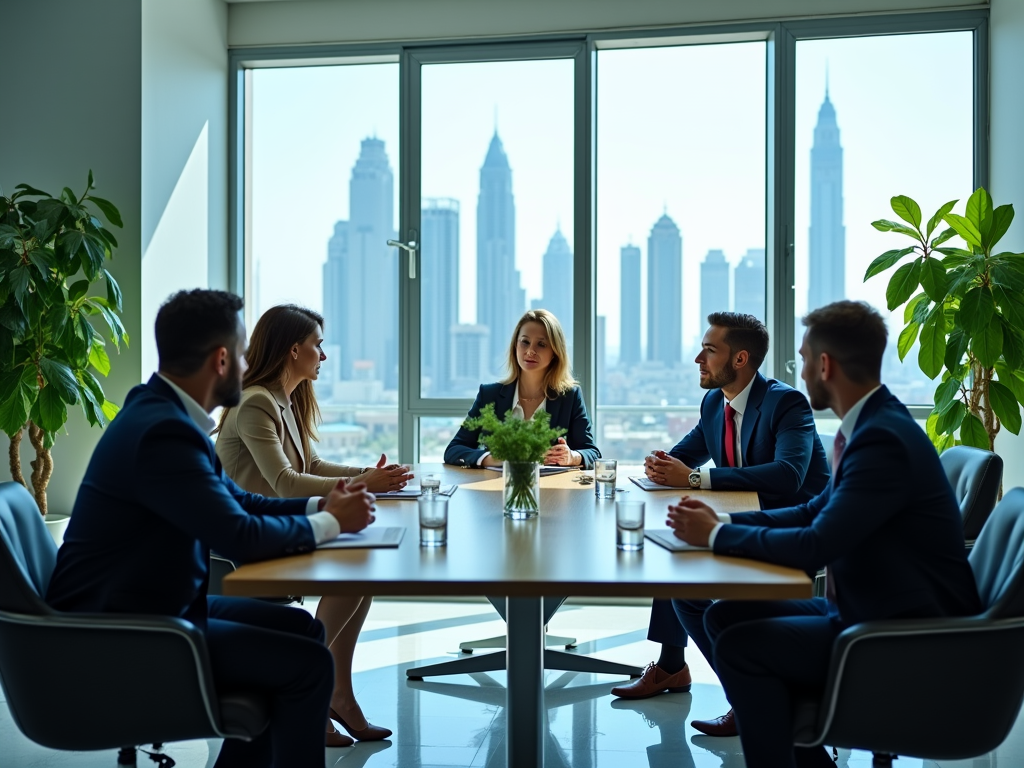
[612,312,830,740]
[668,301,980,768]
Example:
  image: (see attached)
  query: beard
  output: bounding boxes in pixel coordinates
[699,365,738,390]
[215,356,244,408]
[805,377,830,412]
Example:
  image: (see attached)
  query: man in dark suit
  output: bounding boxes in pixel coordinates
[47,289,377,768]
[613,313,829,739]
[668,301,981,768]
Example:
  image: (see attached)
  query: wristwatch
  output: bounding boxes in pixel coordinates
[688,471,701,489]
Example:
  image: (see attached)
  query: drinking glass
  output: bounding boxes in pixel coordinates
[615,499,645,551]
[419,495,448,547]
[595,459,617,499]
[421,473,441,495]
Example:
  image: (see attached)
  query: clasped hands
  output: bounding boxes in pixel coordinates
[644,450,693,486]
[359,453,413,493]
[320,478,377,533]
[544,437,580,466]
[666,496,719,548]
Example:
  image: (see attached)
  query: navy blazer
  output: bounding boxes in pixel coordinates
[715,386,982,625]
[669,373,830,509]
[46,375,317,628]
[444,383,601,469]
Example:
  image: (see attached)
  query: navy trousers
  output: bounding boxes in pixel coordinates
[206,596,334,768]
[705,598,840,768]
[647,598,715,667]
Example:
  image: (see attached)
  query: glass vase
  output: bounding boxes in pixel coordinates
[503,460,541,519]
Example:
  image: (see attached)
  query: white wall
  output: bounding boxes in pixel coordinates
[228,0,985,46]
[990,0,1024,490]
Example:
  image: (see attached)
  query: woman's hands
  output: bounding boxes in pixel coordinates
[544,437,581,466]
[359,453,414,493]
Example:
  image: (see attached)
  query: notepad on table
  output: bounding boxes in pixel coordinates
[375,485,458,500]
[318,526,406,549]
[483,466,575,476]
[629,475,690,491]
[644,528,710,552]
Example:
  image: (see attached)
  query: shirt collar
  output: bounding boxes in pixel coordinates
[724,374,757,416]
[157,374,217,435]
[838,385,882,442]
[511,380,546,418]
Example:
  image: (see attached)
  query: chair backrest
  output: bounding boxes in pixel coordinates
[0,482,57,615]
[970,487,1024,619]
[941,445,1003,540]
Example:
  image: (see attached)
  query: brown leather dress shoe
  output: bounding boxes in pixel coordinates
[610,662,692,699]
[690,708,737,737]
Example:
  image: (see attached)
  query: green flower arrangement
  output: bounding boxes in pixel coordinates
[462,403,566,514]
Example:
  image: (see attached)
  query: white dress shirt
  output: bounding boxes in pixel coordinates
[476,381,548,466]
[699,373,756,490]
[157,374,339,543]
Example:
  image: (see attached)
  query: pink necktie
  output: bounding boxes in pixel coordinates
[724,403,737,468]
[825,430,847,605]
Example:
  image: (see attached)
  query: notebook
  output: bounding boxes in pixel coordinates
[317,526,406,549]
[375,485,458,500]
[629,475,690,492]
[644,528,710,552]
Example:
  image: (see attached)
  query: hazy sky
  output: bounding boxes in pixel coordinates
[250,29,974,384]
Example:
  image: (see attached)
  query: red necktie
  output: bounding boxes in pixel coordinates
[724,403,737,468]
[825,429,848,605]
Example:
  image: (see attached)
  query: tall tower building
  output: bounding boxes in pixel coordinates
[421,198,460,396]
[477,131,523,370]
[647,213,682,367]
[619,244,642,366]
[700,249,730,327]
[734,247,766,321]
[539,227,574,345]
[808,84,845,311]
[322,137,397,389]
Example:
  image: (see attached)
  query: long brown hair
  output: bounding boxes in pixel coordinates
[500,309,577,397]
[219,304,324,454]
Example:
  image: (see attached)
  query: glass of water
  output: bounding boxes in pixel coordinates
[419,495,448,547]
[595,459,617,499]
[615,499,645,551]
[421,473,441,495]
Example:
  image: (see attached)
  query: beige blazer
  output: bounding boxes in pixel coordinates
[215,385,365,498]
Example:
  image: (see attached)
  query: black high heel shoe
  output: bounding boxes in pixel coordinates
[330,707,393,741]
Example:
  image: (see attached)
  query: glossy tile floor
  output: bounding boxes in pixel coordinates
[2,599,1017,767]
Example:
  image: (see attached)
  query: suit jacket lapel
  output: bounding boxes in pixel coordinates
[269,387,306,472]
[546,392,564,428]
[740,374,767,462]
[496,383,516,419]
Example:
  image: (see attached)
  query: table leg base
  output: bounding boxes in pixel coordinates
[405,649,641,679]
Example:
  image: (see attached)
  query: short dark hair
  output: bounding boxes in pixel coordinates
[156,289,245,376]
[706,312,770,370]
[802,301,887,384]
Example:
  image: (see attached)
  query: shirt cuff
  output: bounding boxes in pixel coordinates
[700,468,713,489]
[476,451,491,466]
[305,496,323,516]
[307,510,341,545]
[708,522,725,549]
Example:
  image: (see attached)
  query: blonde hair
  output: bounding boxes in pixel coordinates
[501,309,577,397]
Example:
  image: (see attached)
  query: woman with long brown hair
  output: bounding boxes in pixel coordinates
[217,304,409,746]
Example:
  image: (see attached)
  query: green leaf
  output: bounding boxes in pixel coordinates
[943,329,967,373]
[95,303,128,347]
[934,376,962,414]
[927,201,958,237]
[960,412,990,449]
[944,213,983,249]
[35,385,67,433]
[990,204,1014,249]
[936,247,974,267]
[904,293,930,324]
[996,362,1024,405]
[0,387,30,436]
[966,188,993,242]
[891,195,922,229]
[89,339,111,376]
[864,247,915,281]
[13,184,51,197]
[973,320,1004,368]
[919,257,949,302]
[959,287,995,335]
[990,379,1022,435]
[9,265,31,307]
[86,195,123,228]
[918,318,947,379]
[102,269,123,313]
[1003,326,1024,370]
[100,399,120,421]
[0,301,28,340]
[937,400,967,435]
[992,263,1024,293]
[68,279,89,303]
[27,248,53,280]
[39,357,78,404]
[994,286,1024,329]
[872,219,921,239]
[931,228,958,247]
[897,322,920,362]
[886,261,922,311]
[80,232,108,278]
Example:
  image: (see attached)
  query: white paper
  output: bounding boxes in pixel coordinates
[644,528,710,552]
[317,526,406,549]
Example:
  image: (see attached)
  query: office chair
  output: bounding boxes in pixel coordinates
[939,445,1003,543]
[0,482,269,765]
[793,487,1024,763]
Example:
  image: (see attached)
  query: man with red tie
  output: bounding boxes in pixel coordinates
[667,302,980,767]
[612,313,830,739]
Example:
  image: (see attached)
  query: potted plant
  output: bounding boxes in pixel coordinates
[865,188,1024,453]
[461,403,566,519]
[0,172,127,534]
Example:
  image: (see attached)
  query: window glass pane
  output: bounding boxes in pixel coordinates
[794,32,973,405]
[249,64,400,464]
[418,417,465,462]
[420,59,575,398]
[595,43,766,460]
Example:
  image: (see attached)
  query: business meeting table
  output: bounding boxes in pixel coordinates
[224,464,812,768]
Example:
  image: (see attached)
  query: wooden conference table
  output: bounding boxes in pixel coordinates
[224,464,811,768]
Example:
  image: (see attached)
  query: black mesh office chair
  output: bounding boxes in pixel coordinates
[940,445,1003,543]
[0,482,269,765]
[792,487,1024,763]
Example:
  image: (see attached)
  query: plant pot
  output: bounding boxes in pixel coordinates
[43,513,70,547]
[503,460,540,520]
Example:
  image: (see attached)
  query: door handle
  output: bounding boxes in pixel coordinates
[387,232,419,279]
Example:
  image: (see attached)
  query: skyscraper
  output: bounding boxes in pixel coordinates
[539,227,573,344]
[808,85,845,311]
[322,137,398,389]
[734,247,766,321]
[421,198,460,396]
[700,249,730,326]
[477,131,523,369]
[619,244,642,366]
[647,213,682,366]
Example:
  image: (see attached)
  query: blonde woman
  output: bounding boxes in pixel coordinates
[217,304,410,746]
[444,308,600,468]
